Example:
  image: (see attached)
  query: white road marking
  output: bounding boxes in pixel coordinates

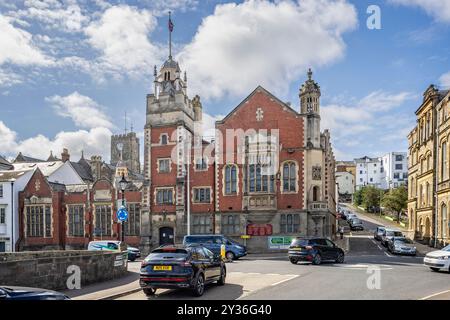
[270,275,299,286]
[384,251,393,257]
[419,289,450,300]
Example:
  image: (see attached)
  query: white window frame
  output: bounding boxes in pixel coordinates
[192,187,212,203]
[157,158,171,173]
[155,188,175,205]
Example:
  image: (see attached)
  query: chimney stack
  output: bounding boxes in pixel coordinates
[61,148,70,162]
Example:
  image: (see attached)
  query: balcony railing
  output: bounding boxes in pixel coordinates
[308,201,328,211]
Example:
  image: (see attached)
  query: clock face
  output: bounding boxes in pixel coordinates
[116,143,123,152]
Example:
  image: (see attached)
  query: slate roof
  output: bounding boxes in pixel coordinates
[14,152,45,163]
[0,156,13,170]
[70,161,94,182]
[13,161,64,177]
[0,170,31,181]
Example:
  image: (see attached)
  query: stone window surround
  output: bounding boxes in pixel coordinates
[154,187,175,205]
[93,203,114,237]
[192,186,213,204]
[223,164,239,196]
[66,204,85,237]
[0,184,3,198]
[0,206,5,225]
[157,158,172,173]
[280,160,298,194]
[24,203,53,238]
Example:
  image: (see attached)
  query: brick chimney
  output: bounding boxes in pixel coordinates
[61,148,70,162]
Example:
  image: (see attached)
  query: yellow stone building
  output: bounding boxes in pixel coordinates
[408,85,450,247]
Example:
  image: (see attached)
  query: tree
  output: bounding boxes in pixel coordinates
[353,188,363,206]
[381,186,408,222]
[362,185,381,211]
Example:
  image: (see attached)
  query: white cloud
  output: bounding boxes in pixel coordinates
[440,71,450,88]
[0,14,52,66]
[138,0,199,15]
[0,69,22,87]
[10,0,90,33]
[46,91,113,129]
[178,0,358,100]
[389,0,450,23]
[321,90,416,144]
[85,5,162,80]
[0,121,112,162]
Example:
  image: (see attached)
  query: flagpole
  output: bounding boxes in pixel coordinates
[169,11,172,59]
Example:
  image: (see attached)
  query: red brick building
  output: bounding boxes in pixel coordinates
[141,52,337,252]
[17,157,143,251]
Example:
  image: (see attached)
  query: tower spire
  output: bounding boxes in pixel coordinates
[307,68,313,80]
[168,11,174,59]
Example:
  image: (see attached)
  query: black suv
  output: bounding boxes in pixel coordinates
[288,237,345,265]
[140,245,226,297]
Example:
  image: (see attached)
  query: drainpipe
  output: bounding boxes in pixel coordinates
[433,92,439,248]
[10,181,14,252]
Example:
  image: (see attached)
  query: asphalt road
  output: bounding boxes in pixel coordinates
[117,208,450,300]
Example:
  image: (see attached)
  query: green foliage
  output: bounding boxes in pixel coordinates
[362,185,382,210]
[353,189,363,206]
[381,186,408,222]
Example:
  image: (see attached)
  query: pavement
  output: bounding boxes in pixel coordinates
[65,206,450,300]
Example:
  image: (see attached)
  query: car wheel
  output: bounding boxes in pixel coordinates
[289,258,298,265]
[192,272,205,297]
[217,267,226,286]
[430,267,440,272]
[225,251,235,261]
[312,254,322,265]
[143,288,156,296]
[335,252,345,264]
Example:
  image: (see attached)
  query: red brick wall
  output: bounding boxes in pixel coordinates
[216,89,305,212]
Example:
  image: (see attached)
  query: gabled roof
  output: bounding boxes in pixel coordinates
[70,161,93,182]
[216,85,299,124]
[14,152,45,163]
[13,161,64,177]
[0,156,13,170]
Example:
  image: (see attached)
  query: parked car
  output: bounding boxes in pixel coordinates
[387,237,417,255]
[424,245,450,272]
[140,245,226,297]
[374,226,386,241]
[381,229,404,247]
[346,213,358,222]
[87,240,134,261]
[349,218,364,231]
[288,237,345,265]
[183,234,247,260]
[128,246,141,261]
[0,286,70,300]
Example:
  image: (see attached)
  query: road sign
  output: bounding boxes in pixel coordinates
[117,205,128,222]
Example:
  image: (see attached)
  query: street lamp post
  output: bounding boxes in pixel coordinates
[119,174,128,242]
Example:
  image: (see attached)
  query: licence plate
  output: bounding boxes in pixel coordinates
[153,265,172,271]
[291,248,302,251]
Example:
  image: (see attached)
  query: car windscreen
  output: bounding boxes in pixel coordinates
[395,238,412,244]
[442,245,450,252]
[290,239,309,247]
[146,249,188,261]
[352,219,361,223]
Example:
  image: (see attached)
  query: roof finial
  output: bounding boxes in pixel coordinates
[307,68,313,80]
[168,11,174,59]
[124,111,127,134]
[81,150,84,159]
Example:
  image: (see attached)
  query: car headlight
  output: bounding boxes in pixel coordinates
[438,255,450,260]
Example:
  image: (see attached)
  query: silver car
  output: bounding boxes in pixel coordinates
[381,229,404,247]
[374,226,386,241]
[387,237,417,256]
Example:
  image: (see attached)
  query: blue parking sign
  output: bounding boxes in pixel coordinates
[117,205,128,222]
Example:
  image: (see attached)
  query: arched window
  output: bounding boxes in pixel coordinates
[426,182,430,206]
[282,162,297,192]
[419,185,423,207]
[442,204,447,239]
[410,177,415,198]
[225,165,237,195]
[161,134,168,145]
[442,142,447,180]
[312,186,320,202]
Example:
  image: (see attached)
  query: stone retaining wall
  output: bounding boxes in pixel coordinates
[0,250,128,291]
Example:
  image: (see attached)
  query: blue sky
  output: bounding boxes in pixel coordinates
[0,0,450,163]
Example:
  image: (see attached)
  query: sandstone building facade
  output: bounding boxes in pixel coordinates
[407,85,450,247]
